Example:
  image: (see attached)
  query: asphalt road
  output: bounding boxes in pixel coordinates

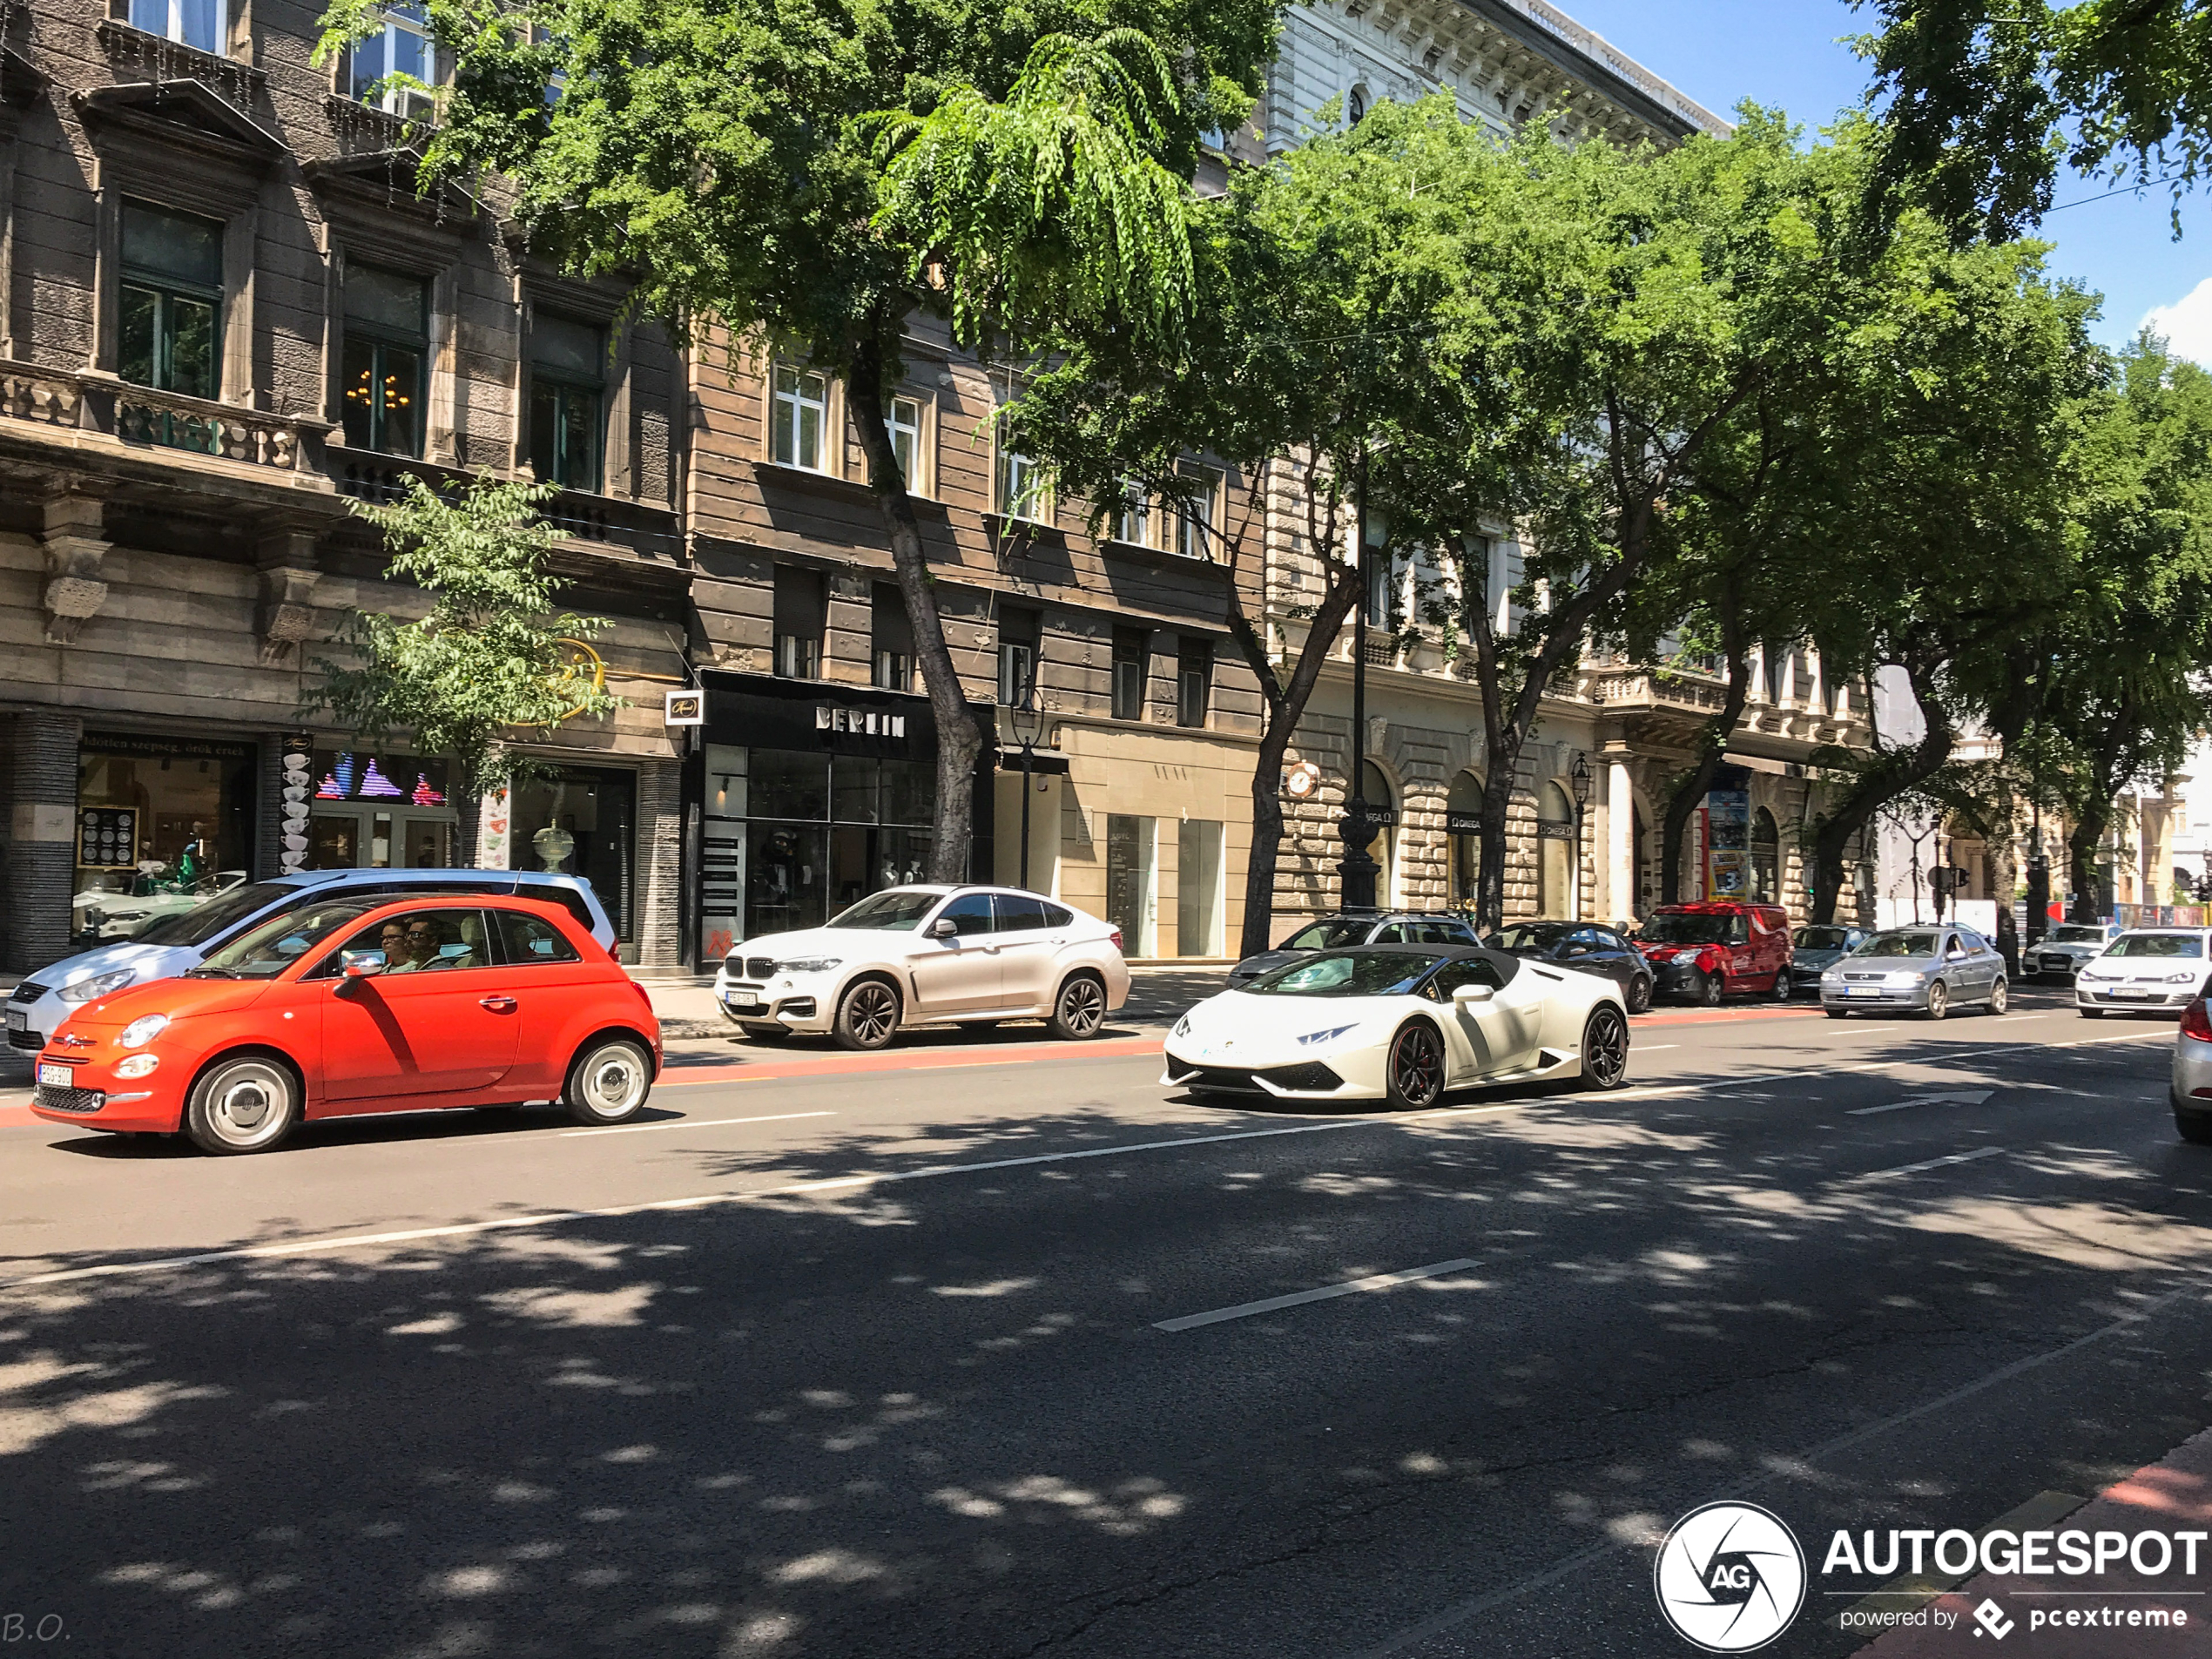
[2,981,2208,1659]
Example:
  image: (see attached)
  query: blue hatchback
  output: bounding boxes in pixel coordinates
[6,868,616,1051]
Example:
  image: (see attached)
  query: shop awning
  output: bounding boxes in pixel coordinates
[995,747,1070,776]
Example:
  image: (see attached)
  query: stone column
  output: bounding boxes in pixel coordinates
[3,709,83,973]
[1607,755,1635,927]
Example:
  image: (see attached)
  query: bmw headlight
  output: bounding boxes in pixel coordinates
[118,1014,170,1049]
[1883,970,1924,988]
[1298,1024,1357,1048]
[775,957,842,974]
[1173,1014,1192,1038]
[58,968,136,1003]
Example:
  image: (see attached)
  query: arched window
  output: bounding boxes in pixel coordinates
[1359,759,1395,909]
[1750,806,1779,902]
[1536,780,1574,920]
[1447,770,1484,910]
[1347,84,1368,125]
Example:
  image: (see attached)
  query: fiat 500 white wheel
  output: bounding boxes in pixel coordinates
[564,1038,653,1126]
[185,1055,300,1156]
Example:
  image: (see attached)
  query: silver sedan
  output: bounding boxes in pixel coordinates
[2173,996,2212,1143]
[1819,926,2009,1020]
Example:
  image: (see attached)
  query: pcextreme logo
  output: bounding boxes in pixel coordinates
[1654,1502,1809,1653]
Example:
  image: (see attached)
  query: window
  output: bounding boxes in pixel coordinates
[1366,546,1408,628]
[772,366,830,472]
[773,566,825,680]
[1819,659,1840,716]
[130,0,220,53]
[494,908,582,965]
[1536,780,1574,920]
[1762,644,1786,705]
[934,893,995,936]
[887,395,926,493]
[349,4,437,120]
[118,203,223,402]
[998,441,1047,522]
[1347,84,1368,124]
[872,584,915,692]
[999,607,1041,708]
[324,907,491,975]
[508,767,637,942]
[1177,819,1224,956]
[529,311,604,491]
[1112,627,1147,720]
[1177,637,1211,728]
[993,892,1052,934]
[1750,807,1780,903]
[341,263,428,455]
[1447,769,1484,908]
[1116,482,1150,548]
[1177,469,1221,557]
[1106,815,1157,956]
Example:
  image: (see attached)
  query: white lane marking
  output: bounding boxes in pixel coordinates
[1635,1044,1681,1052]
[560,1110,834,1139]
[1356,1283,2207,1659]
[1155,1258,1480,1332]
[1846,1090,1995,1117]
[1841,1145,2007,1184]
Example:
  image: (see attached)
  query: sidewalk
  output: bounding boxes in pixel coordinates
[1851,1427,2212,1655]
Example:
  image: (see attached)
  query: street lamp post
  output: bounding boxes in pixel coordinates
[1569,753,1591,912]
[1009,691,1044,894]
[1337,493,1383,914]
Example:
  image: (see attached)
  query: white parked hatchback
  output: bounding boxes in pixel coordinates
[716,886,1131,1049]
[2074,928,2212,1016]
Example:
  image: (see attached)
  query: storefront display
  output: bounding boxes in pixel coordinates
[304,749,455,872]
[72,732,256,947]
[509,765,637,942]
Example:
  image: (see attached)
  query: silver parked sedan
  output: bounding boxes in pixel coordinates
[1820,926,2009,1019]
[2074,929,2212,1018]
[2171,997,2212,1143]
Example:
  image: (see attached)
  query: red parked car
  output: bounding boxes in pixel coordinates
[30,894,661,1154]
[1635,901,1793,1005]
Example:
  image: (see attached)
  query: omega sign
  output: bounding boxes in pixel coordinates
[816,705,907,738]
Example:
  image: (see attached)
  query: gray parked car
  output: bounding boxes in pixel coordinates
[1227,912,1479,988]
[1819,925,2009,1020]
[2172,995,2212,1143]
[2029,921,2124,981]
[1787,924,1867,996]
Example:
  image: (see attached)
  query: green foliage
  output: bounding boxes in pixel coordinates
[310,475,622,799]
[1858,0,2212,238]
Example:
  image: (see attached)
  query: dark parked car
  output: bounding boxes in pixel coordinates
[1487,921,1655,1014]
[1228,912,1479,988]
[1787,924,1867,996]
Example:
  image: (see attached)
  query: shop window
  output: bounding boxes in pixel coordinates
[341,263,428,455]
[751,750,830,820]
[1177,637,1211,728]
[305,749,454,870]
[1359,759,1396,907]
[1106,814,1157,956]
[1000,607,1041,707]
[1177,468,1221,558]
[888,395,927,493]
[509,765,637,942]
[72,733,257,948]
[872,583,914,692]
[130,0,222,51]
[1112,627,1147,720]
[1447,769,1484,909]
[1537,779,1574,920]
[529,310,604,492]
[119,202,222,402]
[1751,806,1780,902]
[772,366,830,472]
[1177,819,1224,956]
[773,565,825,679]
[724,748,935,941]
[349,3,438,119]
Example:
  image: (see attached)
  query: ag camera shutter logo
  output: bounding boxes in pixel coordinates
[1654,1501,1807,1652]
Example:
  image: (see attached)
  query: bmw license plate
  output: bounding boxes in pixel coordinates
[723,995,763,1015]
[37,1062,72,1088]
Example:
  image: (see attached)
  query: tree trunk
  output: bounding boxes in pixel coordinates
[1474,740,1521,935]
[1657,642,1752,907]
[848,337,987,885]
[1986,822,2019,976]
[1809,661,1954,924]
[2067,813,2108,923]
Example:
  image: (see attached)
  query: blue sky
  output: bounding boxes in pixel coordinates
[1554,0,2212,359]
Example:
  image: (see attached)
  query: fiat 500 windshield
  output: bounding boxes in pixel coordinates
[1247,951,1445,997]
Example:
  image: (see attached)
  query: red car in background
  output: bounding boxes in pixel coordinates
[1635,901,1793,1005]
[30,894,660,1154]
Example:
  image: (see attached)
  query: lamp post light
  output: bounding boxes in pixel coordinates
[1337,494,1386,914]
[1009,689,1045,894]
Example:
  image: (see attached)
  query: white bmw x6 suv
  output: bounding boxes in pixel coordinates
[716,885,1131,1049]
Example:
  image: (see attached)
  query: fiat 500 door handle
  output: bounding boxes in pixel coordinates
[480,995,519,1013]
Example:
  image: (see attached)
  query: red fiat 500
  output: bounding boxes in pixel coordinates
[30,894,661,1154]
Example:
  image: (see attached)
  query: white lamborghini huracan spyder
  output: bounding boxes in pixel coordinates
[1162,944,1630,1109]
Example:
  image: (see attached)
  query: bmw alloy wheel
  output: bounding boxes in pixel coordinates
[835,980,901,1050]
[1386,1022,1446,1109]
[1579,1005,1629,1090]
[1049,975,1107,1040]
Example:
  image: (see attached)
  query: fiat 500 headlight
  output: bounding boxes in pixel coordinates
[118,1014,170,1049]
[58,968,136,1003]
[1298,1025,1357,1048]
[776,957,842,974]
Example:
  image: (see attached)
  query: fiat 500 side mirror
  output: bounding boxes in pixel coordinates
[341,950,387,979]
[1452,983,1495,1004]
[928,918,959,940]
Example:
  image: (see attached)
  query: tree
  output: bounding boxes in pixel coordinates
[310,475,622,863]
[319,0,1278,882]
[1858,0,2212,239]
